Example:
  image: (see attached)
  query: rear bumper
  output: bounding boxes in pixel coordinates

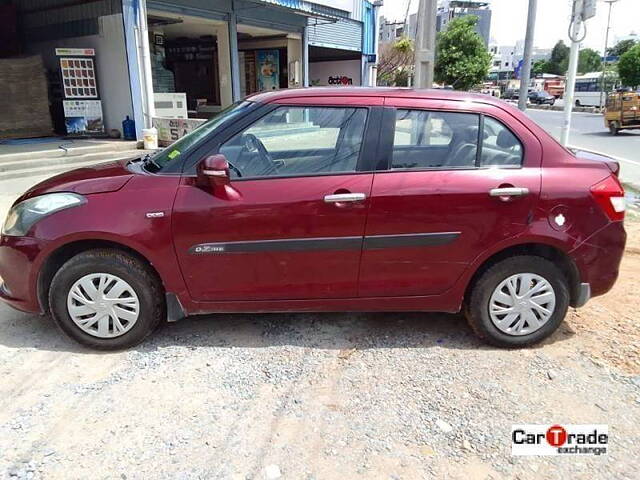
[573,283,591,308]
[570,221,626,300]
[0,234,45,314]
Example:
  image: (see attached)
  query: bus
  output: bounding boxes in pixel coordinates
[573,72,604,107]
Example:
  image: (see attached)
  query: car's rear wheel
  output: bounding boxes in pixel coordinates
[49,249,165,350]
[609,121,620,135]
[465,256,569,348]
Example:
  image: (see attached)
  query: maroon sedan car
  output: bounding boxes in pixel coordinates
[0,88,627,350]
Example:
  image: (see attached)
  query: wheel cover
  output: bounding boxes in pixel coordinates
[66,273,140,339]
[488,273,556,336]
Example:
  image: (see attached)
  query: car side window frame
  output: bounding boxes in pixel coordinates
[185,104,382,181]
[377,107,526,172]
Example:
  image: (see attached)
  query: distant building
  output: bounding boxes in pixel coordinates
[436,0,492,46]
[378,16,405,44]
[380,0,492,47]
[489,41,551,81]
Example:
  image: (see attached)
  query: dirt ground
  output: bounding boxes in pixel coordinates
[0,215,639,479]
[565,217,640,374]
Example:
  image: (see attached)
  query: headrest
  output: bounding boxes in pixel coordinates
[496,130,518,149]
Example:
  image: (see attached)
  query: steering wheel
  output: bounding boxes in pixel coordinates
[241,133,279,176]
[227,161,243,178]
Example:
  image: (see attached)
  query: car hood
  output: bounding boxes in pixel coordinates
[18,159,137,202]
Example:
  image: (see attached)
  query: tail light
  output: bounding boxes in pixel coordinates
[590,175,626,222]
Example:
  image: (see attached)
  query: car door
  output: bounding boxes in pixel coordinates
[172,102,380,301]
[358,99,542,298]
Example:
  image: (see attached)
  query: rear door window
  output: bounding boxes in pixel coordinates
[480,117,523,167]
[392,110,480,169]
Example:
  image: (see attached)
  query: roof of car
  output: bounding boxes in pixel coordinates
[248,87,506,107]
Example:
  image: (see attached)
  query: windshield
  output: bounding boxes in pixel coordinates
[146,101,254,172]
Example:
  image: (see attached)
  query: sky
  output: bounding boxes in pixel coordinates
[379,0,640,51]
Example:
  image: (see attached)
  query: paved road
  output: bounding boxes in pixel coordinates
[525,109,640,190]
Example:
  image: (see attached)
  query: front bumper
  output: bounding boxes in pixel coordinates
[0,234,46,313]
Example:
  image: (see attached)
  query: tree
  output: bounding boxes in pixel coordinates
[577,48,602,74]
[377,37,414,86]
[434,16,491,90]
[618,43,640,88]
[548,40,570,74]
[607,39,638,58]
[532,59,553,76]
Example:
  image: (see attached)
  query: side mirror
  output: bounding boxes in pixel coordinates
[196,154,241,201]
[198,154,230,187]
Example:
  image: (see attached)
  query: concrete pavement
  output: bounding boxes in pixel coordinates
[525,109,640,190]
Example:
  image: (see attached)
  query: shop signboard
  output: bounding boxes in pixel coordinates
[63,100,103,134]
[152,117,206,146]
[56,47,103,135]
[257,50,280,91]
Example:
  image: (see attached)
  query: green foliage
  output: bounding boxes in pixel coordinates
[377,37,414,86]
[607,39,638,58]
[618,44,640,88]
[577,48,602,74]
[545,40,570,75]
[532,59,553,76]
[434,16,491,90]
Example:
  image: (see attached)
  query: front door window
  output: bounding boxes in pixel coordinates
[219,106,368,179]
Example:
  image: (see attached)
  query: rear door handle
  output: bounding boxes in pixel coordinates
[489,187,529,197]
[324,193,366,203]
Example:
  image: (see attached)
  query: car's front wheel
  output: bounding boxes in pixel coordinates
[465,256,569,347]
[49,249,165,350]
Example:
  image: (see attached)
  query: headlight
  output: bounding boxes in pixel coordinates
[2,193,86,237]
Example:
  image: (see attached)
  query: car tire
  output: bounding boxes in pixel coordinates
[465,256,569,348]
[609,122,619,135]
[49,249,165,350]
[575,99,581,107]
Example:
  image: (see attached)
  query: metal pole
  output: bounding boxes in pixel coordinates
[518,0,537,111]
[136,0,155,128]
[599,0,617,110]
[560,1,583,146]
[414,0,437,88]
[228,5,241,102]
[301,26,309,88]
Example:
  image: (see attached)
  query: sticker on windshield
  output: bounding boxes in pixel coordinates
[167,150,180,159]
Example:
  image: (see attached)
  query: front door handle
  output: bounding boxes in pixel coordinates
[324,193,366,203]
[489,187,529,198]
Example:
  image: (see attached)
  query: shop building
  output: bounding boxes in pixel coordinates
[0,0,380,141]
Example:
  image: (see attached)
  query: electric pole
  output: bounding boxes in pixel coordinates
[414,0,438,88]
[599,0,619,110]
[561,0,596,146]
[518,0,537,111]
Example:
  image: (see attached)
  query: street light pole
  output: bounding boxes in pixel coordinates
[518,0,538,111]
[560,0,585,146]
[414,0,438,88]
[599,0,619,110]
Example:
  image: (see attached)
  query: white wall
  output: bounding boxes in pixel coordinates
[26,14,134,135]
[309,59,362,86]
[287,35,303,88]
